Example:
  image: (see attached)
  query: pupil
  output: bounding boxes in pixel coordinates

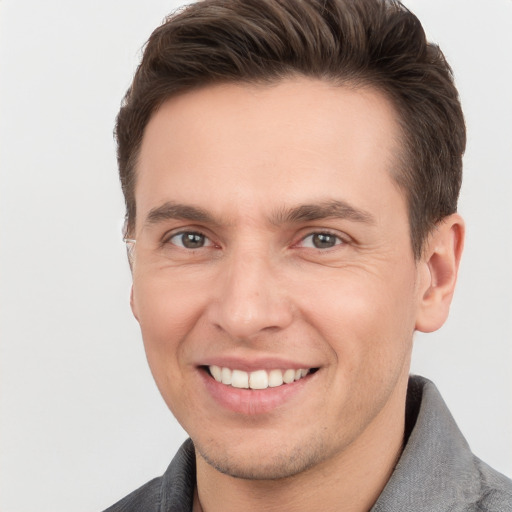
[182,233,204,249]
[313,233,336,248]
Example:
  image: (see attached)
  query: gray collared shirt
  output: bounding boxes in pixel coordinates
[104,376,512,511]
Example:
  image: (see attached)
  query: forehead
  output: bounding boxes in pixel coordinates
[135,78,404,226]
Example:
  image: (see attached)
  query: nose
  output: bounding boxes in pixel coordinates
[208,249,294,341]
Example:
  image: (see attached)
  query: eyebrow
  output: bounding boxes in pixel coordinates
[272,200,376,225]
[144,202,217,227]
[143,199,375,229]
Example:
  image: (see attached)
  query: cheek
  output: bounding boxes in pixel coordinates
[131,274,206,366]
[132,276,204,414]
[299,268,417,370]
[134,269,201,325]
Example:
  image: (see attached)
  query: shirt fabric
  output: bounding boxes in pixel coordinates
[103,376,512,511]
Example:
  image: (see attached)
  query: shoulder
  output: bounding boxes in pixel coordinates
[102,477,163,512]
[414,377,512,511]
[101,439,196,512]
[471,457,512,512]
[372,376,512,512]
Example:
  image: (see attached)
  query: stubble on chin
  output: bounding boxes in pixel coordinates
[194,436,329,481]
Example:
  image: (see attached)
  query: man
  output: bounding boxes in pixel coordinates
[105,0,512,510]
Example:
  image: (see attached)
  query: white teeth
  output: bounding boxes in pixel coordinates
[209,366,313,390]
[231,369,249,389]
[210,365,222,382]
[268,369,283,387]
[221,367,232,385]
[283,369,295,384]
[249,370,268,390]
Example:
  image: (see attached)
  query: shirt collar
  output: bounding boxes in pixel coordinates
[159,376,484,512]
[371,375,481,511]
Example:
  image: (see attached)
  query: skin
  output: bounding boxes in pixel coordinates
[130,78,464,512]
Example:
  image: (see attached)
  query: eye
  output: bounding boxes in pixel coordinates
[168,231,213,249]
[299,232,344,249]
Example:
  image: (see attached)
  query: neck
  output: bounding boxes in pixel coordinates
[194,383,407,512]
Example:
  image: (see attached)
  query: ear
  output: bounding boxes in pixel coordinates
[415,214,465,333]
[130,285,140,322]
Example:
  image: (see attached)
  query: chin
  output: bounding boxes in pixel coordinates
[194,435,328,481]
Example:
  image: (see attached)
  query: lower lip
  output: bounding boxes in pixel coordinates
[199,369,313,415]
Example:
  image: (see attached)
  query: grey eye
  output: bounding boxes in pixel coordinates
[171,232,208,249]
[301,233,342,249]
[312,233,337,248]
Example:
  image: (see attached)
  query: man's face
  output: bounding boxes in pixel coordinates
[131,79,429,479]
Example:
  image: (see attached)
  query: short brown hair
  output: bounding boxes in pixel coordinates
[116,0,465,258]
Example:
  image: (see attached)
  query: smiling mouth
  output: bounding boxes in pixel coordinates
[205,365,318,390]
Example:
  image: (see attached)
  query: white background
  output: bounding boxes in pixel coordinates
[0,1,511,511]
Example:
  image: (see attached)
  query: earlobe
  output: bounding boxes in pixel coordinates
[415,214,465,333]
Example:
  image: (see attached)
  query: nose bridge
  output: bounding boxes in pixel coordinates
[210,241,292,339]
